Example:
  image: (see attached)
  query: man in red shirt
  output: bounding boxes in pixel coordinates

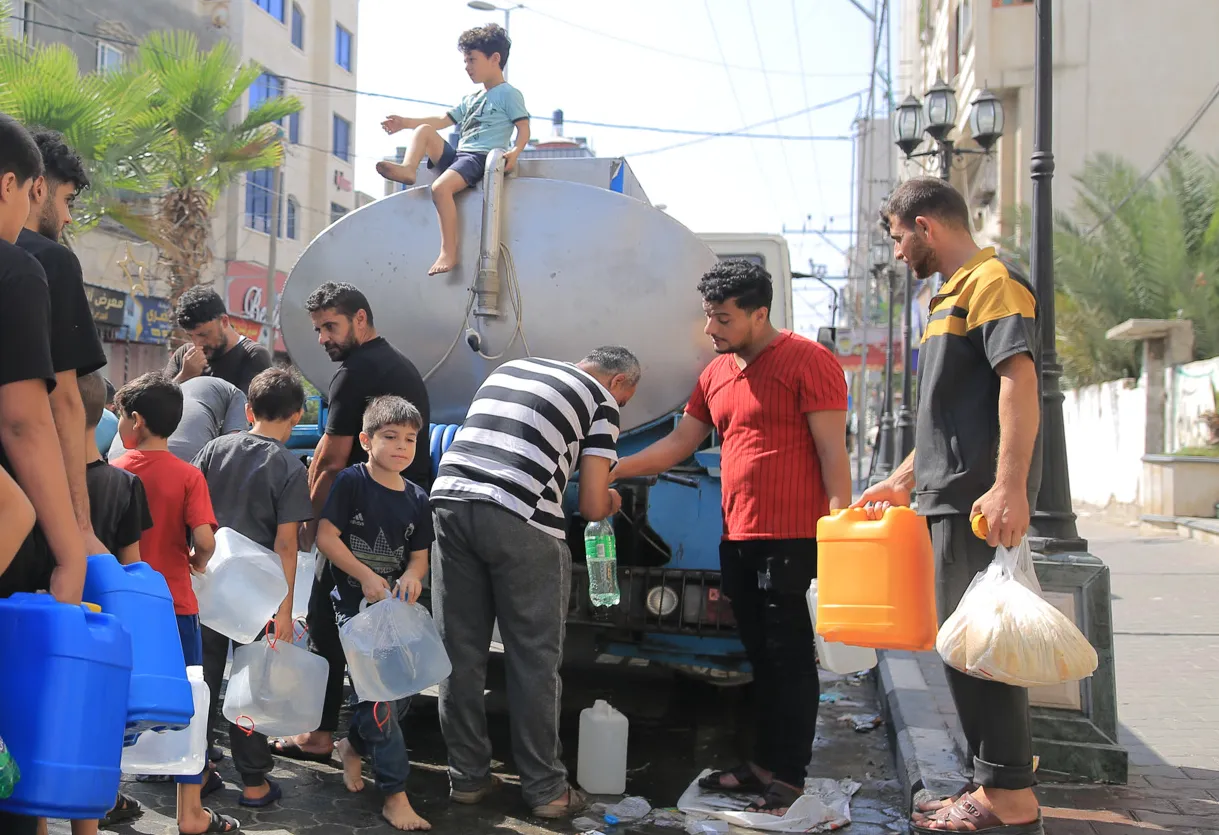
[615,259,851,814]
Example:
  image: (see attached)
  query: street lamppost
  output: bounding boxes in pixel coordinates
[467,1,523,35]
[870,238,897,484]
[892,80,1005,461]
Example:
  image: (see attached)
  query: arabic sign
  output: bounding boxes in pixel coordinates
[225,261,287,326]
[230,315,286,353]
[117,295,174,344]
[84,284,128,326]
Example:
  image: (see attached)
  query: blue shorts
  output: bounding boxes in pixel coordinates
[176,614,205,785]
[428,141,487,188]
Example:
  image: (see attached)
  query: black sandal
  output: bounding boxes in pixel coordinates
[698,763,766,793]
[178,808,241,834]
[746,781,803,815]
[100,792,143,828]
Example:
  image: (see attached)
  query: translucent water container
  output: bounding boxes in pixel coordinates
[193,528,289,644]
[807,581,877,674]
[289,617,311,650]
[339,598,452,702]
[222,637,328,737]
[815,506,937,651]
[0,594,132,819]
[84,553,193,733]
[121,666,209,775]
[577,699,629,795]
[291,548,316,620]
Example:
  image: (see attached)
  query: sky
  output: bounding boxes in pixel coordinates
[351,0,886,330]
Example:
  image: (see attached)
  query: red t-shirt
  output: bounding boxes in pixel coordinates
[111,450,218,615]
[686,331,848,540]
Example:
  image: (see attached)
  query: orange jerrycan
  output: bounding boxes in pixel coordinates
[815,506,937,651]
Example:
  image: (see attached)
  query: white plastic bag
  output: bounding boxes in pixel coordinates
[936,537,1098,687]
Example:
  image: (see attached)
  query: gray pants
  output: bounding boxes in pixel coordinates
[432,499,572,808]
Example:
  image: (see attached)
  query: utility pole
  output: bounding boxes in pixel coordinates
[264,159,283,352]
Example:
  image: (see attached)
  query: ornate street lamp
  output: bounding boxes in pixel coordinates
[893,80,1004,179]
[969,87,1005,151]
[893,93,925,157]
[923,74,958,141]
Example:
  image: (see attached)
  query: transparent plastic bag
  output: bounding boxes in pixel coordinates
[936,537,1098,687]
[339,597,452,702]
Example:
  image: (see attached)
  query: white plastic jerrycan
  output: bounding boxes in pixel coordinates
[577,699,629,795]
[291,548,316,620]
[193,528,289,644]
[807,580,877,675]
[340,597,452,702]
[121,666,210,775]
[223,637,328,737]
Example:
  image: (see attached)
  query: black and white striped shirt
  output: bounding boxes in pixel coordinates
[432,358,621,539]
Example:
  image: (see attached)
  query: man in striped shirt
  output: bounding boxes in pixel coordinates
[431,346,640,819]
[614,259,851,815]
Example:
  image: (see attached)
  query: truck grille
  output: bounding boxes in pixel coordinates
[568,565,738,637]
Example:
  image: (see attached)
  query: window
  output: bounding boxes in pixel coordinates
[97,42,123,73]
[330,202,349,225]
[335,24,353,71]
[245,170,284,236]
[10,2,32,41]
[249,71,284,112]
[286,197,299,240]
[291,4,305,49]
[332,114,351,162]
[252,0,285,22]
[287,111,300,144]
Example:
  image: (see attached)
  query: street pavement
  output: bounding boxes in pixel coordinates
[49,653,904,834]
[1041,517,1219,834]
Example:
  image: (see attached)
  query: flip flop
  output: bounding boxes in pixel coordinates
[201,768,224,798]
[698,763,766,793]
[912,794,1044,835]
[178,808,241,834]
[746,781,803,815]
[270,739,335,764]
[100,792,143,828]
[914,783,978,818]
[238,777,283,808]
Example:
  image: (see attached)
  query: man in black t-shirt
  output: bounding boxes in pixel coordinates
[17,130,110,559]
[272,281,431,766]
[165,286,272,395]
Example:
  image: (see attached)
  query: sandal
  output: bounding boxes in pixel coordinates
[914,783,978,818]
[100,792,143,828]
[201,768,224,798]
[238,777,283,808]
[912,794,1043,835]
[270,738,335,764]
[698,763,766,794]
[178,808,241,834]
[746,781,803,815]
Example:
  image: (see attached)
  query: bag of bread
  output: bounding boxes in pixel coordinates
[936,537,1098,687]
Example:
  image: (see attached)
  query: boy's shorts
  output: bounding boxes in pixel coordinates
[428,141,488,188]
[175,614,205,785]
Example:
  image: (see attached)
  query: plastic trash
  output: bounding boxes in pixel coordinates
[222,635,328,737]
[604,796,651,824]
[573,816,602,833]
[121,666,209,775]
[936,536,1099,687]
[339,597,451,702]
[577,699,629,795]
[193,528,289,644]
[807,581,877,674]
[291,549,316,620]
[686,821,729,835]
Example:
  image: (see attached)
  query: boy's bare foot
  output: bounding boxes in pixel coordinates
[336,738,365,793]
[429,251,458,275]
[377,161,417,186]
[383,793,432,831]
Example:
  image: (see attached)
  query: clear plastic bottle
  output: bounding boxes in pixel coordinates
[584,518,620,607]
[0,734,20,799]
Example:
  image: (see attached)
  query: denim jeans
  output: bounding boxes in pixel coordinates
[347,698,412,796]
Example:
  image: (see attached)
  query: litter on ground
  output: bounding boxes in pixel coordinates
[677,769,861,832]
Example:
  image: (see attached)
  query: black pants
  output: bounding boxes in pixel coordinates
[0,812,36,834]
[720,539,819,787]
[307,568,346,734]
[929,515,1035,791]
[201,626,275,787]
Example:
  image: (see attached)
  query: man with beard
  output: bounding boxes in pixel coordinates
[272,281,431,765]
[614,259,851,816]
[16,130,109,559]
[166,286,272,395]
[854,177,1043,835]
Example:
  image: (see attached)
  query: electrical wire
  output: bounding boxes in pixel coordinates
[791,0,826,209]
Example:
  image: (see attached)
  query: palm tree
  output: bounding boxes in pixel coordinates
[135,31,301,298]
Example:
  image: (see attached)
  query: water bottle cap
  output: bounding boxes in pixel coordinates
[605,814,621,825]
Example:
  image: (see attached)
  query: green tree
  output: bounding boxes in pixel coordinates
[135,30,301,298]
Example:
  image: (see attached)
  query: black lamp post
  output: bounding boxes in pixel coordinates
[870,239,897,483]
[895,264,915,459]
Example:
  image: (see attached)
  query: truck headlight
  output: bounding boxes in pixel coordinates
[645,585,679,617]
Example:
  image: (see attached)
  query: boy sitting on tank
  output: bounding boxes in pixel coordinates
[377,23,530,276]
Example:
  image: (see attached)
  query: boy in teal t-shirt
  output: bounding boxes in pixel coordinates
[377,23,530,276]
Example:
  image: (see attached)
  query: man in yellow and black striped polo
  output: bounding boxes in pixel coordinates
[855,177,1044,835]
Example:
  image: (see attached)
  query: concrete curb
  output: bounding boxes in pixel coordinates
[875,649,971,814]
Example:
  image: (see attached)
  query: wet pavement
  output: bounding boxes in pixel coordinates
[50,652,904,835]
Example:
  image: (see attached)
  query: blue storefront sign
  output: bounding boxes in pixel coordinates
[117,295,174,344]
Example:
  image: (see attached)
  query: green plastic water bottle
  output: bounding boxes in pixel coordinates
[0,734,20,799]
[584,518,620,607]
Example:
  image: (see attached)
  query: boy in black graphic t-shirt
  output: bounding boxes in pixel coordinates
[317,395,432,832]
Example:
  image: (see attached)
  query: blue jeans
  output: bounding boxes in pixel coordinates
[347,698,411,795]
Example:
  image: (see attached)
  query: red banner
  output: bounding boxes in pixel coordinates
[225,261,287,352]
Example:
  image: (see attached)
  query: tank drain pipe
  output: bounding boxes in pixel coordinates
[474,148,506,320]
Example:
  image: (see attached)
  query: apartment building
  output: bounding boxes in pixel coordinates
[896,0,1219,244]
[16,0,359,378]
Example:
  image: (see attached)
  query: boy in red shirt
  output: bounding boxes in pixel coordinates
[111,373,237,835]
